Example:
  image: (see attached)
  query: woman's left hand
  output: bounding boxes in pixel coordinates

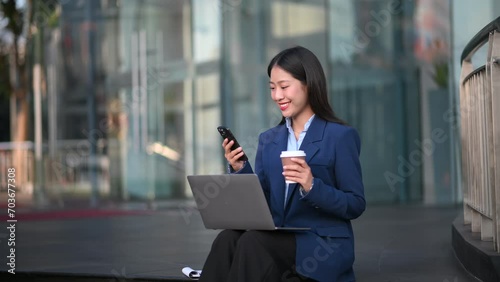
[282,158,314,192]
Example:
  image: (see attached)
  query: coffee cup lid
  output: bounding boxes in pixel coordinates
[280,150,306,158]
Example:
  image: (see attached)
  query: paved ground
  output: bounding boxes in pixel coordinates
[353,205,478,282]
[0,201,480,281]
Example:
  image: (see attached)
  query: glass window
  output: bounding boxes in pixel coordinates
[194,74,222,174]
[193,0,221,63]
[329,0,421,203]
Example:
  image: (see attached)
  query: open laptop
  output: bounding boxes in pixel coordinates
[187,174,310,231]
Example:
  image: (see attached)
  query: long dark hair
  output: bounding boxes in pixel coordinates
[267,46,346,125]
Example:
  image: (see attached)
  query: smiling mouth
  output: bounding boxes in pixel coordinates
[279,102,290,111]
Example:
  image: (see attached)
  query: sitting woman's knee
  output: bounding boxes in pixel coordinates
[213,229,244,246]
[236,230,264,248]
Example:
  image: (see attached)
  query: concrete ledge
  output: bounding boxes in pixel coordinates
[452,215,500,282]
[0,271,191,282]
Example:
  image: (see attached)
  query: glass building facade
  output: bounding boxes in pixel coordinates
[25,0,500,208]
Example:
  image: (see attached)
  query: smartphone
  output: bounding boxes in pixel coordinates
[217,126,248,162]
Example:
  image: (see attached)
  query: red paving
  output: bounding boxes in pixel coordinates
[0,208,151,221]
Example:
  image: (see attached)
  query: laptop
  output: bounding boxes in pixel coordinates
[187,174,310,231]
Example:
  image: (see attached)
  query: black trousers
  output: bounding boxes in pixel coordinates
[199,230,316,282]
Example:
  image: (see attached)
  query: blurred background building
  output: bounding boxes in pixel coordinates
[1,0,499,209]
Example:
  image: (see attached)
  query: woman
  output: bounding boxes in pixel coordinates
[199,46,365,282]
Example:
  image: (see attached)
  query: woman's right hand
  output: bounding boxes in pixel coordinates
[222,138,245,171]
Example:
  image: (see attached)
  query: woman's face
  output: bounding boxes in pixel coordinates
[269,66,312,121]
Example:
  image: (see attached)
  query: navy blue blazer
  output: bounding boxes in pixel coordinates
[237,116,365,281]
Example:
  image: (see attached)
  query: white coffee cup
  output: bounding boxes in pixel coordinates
[280,150,306,184]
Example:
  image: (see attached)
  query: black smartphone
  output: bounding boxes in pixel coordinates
[217,126,248,162]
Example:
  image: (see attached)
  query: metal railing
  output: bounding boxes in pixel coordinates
[0,140,110,199]
[0,142,34,193]
[460,16,500,252]
[42,139,110,195]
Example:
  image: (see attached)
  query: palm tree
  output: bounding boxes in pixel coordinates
[0,0,33,192]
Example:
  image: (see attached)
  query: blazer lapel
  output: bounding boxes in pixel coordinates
[270,125,288,211]
[285,117,326,210]
[299,117,326,162]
